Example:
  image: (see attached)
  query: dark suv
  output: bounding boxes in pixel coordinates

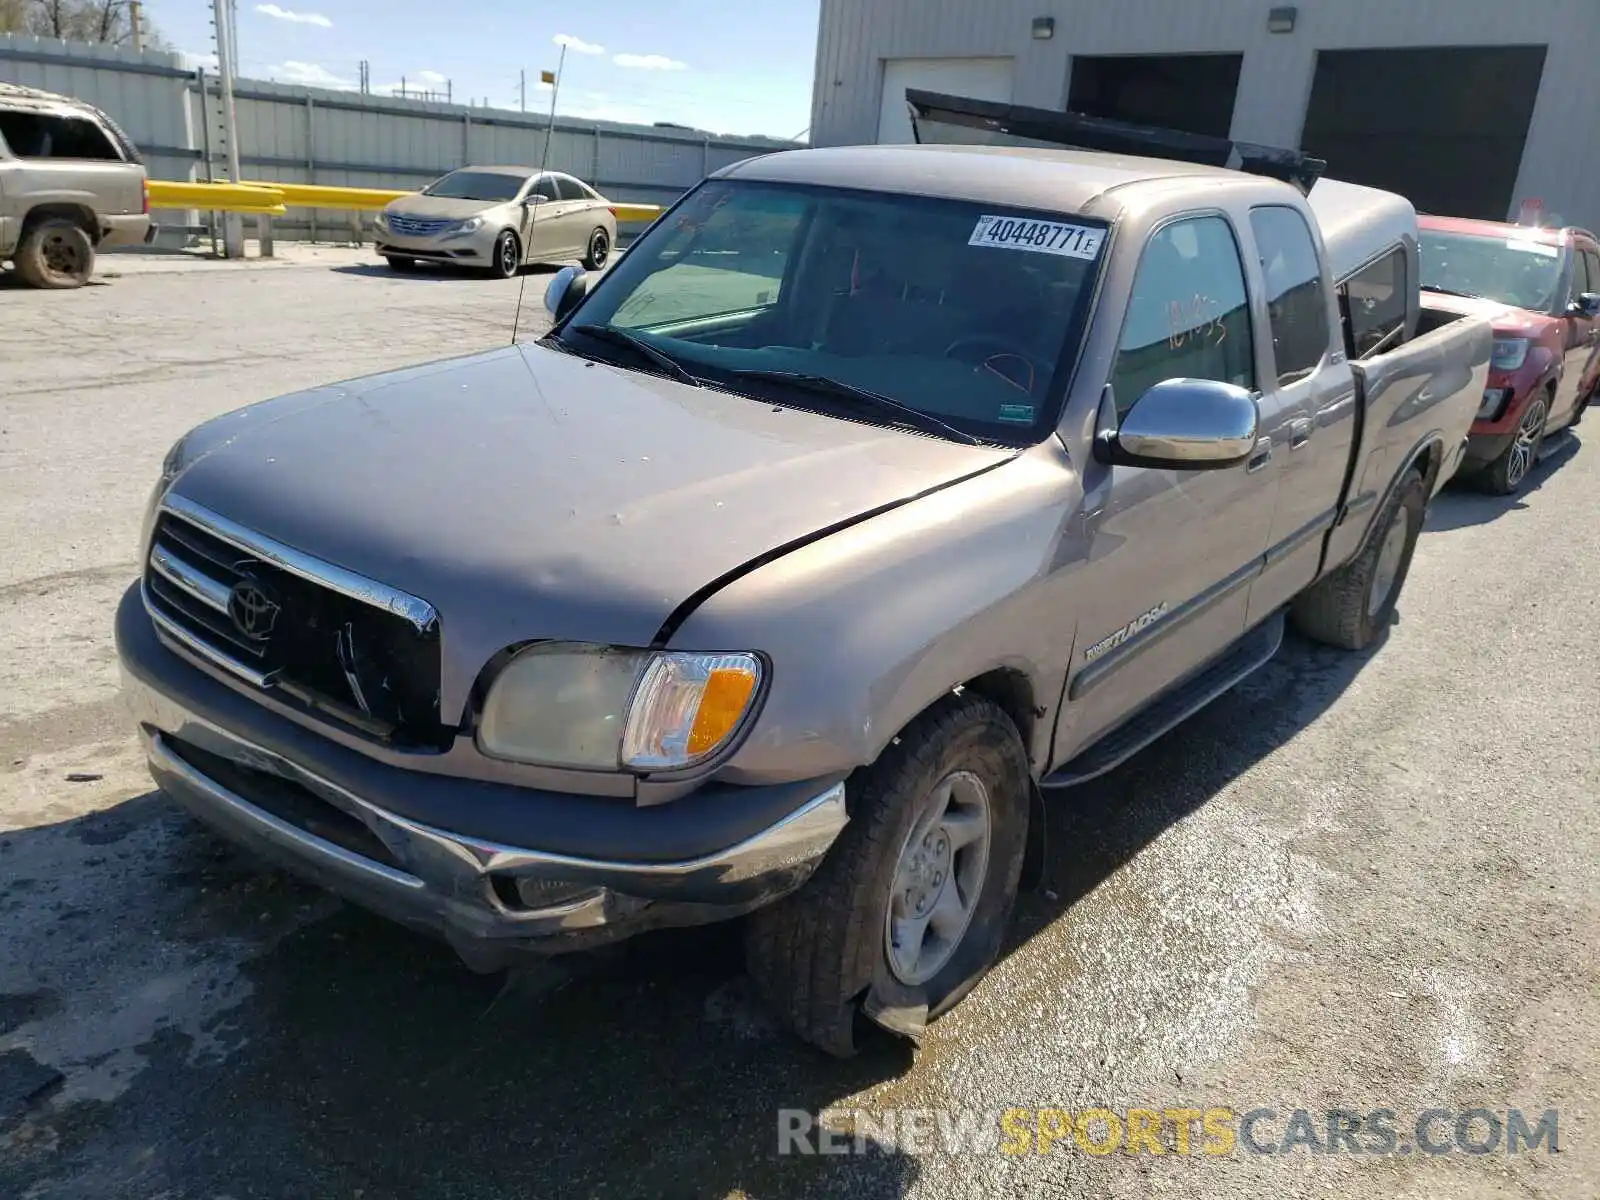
[1417,216,1599,494]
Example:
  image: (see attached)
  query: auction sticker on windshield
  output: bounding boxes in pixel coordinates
[969,215,1105,259]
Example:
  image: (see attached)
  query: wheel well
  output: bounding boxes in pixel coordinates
[958,668,1036,757]
[22,204,99,245]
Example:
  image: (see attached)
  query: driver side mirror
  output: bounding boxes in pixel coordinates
[1566,291,1600,318]
[1094,378,1260,470]
[543,265,593,322]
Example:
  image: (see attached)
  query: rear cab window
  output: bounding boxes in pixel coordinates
[554,175,587,202]
[1338,248,1409,360]
[1109,214,1256,417]
[0,110,122,160]
[1249,206,1332,385]
[568,179,1110,444]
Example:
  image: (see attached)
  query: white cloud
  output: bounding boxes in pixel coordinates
[180,48,219,71]
[554,34,605,55]
[270,60,353,88]
[612,53,688,71]
[255,4,332,26]
[415,69,448,85]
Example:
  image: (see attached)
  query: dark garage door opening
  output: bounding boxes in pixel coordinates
[1067,54,1243,139]
[1301,47,1546,221]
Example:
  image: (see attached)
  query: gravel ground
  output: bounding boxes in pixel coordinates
[1,248,1596,1199]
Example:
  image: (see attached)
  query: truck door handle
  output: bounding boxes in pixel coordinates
[1288,419,1313,450]
[1246,438,1273,473]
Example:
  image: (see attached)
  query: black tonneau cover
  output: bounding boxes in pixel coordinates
[905,89,1326,196]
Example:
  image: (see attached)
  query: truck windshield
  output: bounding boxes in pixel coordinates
[1418,230,1564,312]
[423,170,526,202]
[563,179,1109,443]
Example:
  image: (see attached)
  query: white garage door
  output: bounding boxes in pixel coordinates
[876,57,1015,144]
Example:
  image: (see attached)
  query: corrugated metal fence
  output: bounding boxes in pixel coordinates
[0,34,801,241]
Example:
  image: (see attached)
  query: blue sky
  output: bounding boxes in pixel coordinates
[147,0,820,139]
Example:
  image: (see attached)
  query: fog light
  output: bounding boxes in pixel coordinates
[1478,388,1512,420]
[491,875,605,912]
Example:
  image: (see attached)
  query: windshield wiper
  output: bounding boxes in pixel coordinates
[727,369,982,445]
[1421,284,1483,299]
[570,324,703,388]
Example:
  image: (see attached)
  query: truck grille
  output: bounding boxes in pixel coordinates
[385,214,455,237]
[143,501,447,749]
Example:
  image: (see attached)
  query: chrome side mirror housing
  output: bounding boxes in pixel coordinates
[1095,378,1260,470]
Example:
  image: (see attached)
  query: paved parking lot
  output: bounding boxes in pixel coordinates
[1,248,1597,1199]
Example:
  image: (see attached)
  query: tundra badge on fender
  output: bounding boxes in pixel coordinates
[1084,602,1172,662]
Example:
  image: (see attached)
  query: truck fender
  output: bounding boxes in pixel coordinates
[1347,432,1443,562]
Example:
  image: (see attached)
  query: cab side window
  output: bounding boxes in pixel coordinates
[1250,206,1331,385]
[529,175,560,202]
[1341,248,1409,360]
[554,175,586,202]
[1109,215,1256,418]
[1584,250,1600,302]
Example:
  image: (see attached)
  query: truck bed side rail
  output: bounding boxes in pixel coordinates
[904,89,1327,196]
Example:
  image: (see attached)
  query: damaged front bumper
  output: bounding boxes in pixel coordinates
[115,584,848,968]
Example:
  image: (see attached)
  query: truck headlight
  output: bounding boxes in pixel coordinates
[1490,337,1530,371]
[374,212,389,230]
[476,643,763,772]
[450,215,484,235]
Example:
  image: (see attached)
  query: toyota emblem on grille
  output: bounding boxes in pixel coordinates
[228,579,281,641]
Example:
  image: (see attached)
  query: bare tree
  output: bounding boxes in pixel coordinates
[1,0,169,49]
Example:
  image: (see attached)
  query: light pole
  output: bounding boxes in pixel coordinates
[211,0,246,257]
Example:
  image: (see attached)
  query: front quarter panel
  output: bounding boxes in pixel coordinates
[670,440,1089,786]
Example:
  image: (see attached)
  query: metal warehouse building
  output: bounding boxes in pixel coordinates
[809,0,1600,228]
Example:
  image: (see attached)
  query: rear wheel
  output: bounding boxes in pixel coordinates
[489,230,520,280]
[1291,468,1426,651]
[583,226,611,270]
[15,217,95,289]
[1482,392,1548,495]
[744,693,1029,1056]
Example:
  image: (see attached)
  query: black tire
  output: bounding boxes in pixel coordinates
[1572,381,1594,427]
[489,230,521,279]
[583,226,611,271]
[14,217,95,289]
[384,255,418,272]
[1480,391,1549,495]
[745,693,1030,1057]
[1291,468,1427,651]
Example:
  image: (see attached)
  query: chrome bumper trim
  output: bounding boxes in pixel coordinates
[127,667,848,945]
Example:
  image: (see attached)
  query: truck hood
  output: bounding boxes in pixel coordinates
[166,343,1012,709]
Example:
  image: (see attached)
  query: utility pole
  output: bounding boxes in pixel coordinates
[212,0,246,257]
[519,69,526,113]
[128,0,144,51]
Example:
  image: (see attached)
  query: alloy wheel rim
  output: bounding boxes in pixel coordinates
[884,769,992,986]
[1506,399,1546,488]
[591,231,608,265]
[500,235,517,275]
[1368,507,1411,618]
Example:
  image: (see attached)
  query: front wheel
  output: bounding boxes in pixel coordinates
[488,230,521,279]
[1290,469,1426,651]
[583,226,611,271]
[1482,392,1548,495]
[745,693,1030,1056]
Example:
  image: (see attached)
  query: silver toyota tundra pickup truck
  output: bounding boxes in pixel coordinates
[115,96,1493,1055]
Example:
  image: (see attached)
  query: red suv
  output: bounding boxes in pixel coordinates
[1417,216,1600,494]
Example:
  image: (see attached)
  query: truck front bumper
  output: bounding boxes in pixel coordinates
[115,585,848,967]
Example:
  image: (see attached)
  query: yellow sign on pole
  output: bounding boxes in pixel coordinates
[540,70,556,85]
